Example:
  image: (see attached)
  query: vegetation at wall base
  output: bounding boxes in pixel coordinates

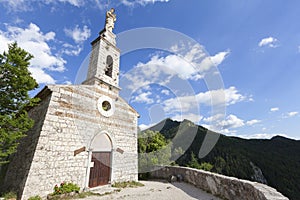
[52,182,80,195]
[1,191,17,200]
[112,181,144,188]
[28,195,42,200]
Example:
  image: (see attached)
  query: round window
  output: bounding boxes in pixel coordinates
[102,101,111,111]
[97,96,115,117]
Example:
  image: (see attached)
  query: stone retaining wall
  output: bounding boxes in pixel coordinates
[150,166,288,200]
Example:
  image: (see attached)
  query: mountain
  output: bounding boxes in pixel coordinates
[148,118,300,200]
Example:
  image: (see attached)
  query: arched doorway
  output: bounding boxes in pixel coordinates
[89,133,112,187]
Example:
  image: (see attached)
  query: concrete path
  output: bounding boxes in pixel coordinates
[80,180,221,200]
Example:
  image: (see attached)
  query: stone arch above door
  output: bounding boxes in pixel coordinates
[90,132,113,152]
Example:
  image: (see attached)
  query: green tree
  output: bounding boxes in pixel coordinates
[186,152,213,171]
[138,130,171,174]
[199,162,213,171]
[0,42,39,165]
[138,130,168,153]
[213,156,226,174]
[187,152,201,169]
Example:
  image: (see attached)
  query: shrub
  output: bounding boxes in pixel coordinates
[77,191,94,198]
[3,191,17,200]
[28,195,42,200]
[52,182,80,195]
[199,162,214,171]
[112,181,144,188]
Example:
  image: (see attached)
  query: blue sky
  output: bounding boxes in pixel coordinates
[0,0,299,140]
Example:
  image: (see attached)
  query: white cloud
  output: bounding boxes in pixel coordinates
[28,67,56,84]
[64,25,91,44]
[121,0,170,7]
[61,43,82,56]
[197,86,244,106]
[281,111,299,119]
[161,89,170,95]
[171,113,202,124]
[246,119,261,126]
[0,0,30,12]
[139,122,158,131]
[210,50,230,66]
[198,50,230,72]
[122,44,230,92]
[144,54,197,80]
[131,91,154,104]
[56,0,85,7]
[202,114,251,134]
[239,133,291,140]
[0,0,85,11]
[162,86,246,114]
[270,107,279,112]
[64,80,72,85]
[202,114,223,124]
[0,0,170,11]
[220,114,245,129]
[258,37,279,48]
[159,87,246,134]
[0,23,67,84]
[61,33,88,56]
[171,43,230,75]
[162,95,197,113]
[288,111,298,117]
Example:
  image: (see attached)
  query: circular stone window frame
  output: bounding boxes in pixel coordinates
[97,96,115,117]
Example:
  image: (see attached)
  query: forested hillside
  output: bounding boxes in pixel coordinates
[147,118,300,200]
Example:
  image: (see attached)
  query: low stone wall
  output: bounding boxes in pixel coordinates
[149,166,288,200]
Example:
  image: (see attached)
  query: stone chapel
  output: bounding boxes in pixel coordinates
[2,8,139,200]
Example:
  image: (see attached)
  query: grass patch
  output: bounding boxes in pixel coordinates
[47,191,98,200]
[77,191,97,198]
[78,189,122,198]
[28,195,42,200]
[112,181,144,188]
[2,191,17,200]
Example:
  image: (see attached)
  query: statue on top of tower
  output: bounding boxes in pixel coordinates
[105,8,116,32]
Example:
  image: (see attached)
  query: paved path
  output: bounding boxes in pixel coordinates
[79,180,221,200]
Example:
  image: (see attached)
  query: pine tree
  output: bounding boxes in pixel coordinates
[0,42,39,165]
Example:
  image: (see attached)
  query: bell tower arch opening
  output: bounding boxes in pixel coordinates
[105,55,113,78]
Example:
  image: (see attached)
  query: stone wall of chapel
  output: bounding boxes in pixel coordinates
[2,91,52,199]
[12,85,138,200]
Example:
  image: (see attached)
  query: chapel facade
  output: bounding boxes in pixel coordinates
[2,8,139,200]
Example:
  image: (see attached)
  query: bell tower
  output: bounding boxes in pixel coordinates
[83,8,120,92]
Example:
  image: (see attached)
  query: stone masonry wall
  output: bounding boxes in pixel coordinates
[2,89,52,198]
[150,166,288,200]
[4,84,138,200]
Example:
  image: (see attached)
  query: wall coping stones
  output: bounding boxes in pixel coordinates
[149,166,288,200]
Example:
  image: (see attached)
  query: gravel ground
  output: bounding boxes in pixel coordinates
[78,180,221,200]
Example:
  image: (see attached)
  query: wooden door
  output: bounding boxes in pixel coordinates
[89,152,111,188]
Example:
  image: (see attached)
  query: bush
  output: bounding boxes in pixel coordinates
[52,182,80,195]
[138,172,151,180]
[3,191,17,200]
[199,162,214,171]
[112,181,144,188]
[28,195,42,200]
